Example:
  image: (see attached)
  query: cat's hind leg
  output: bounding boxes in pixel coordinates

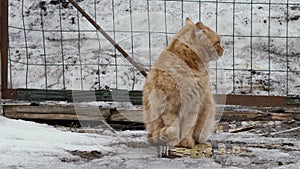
[147,113,181,147]
[147,126,179,147]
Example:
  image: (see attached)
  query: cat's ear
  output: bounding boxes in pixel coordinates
[186,17,194,25]
[194,22,205,37]
[195,22,204,31]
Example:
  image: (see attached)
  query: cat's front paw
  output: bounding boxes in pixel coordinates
[178,138,195,148]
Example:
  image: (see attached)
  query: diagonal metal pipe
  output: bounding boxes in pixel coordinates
[68,0,148,78]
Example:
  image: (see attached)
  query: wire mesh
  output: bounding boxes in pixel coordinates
[7,0,300,97]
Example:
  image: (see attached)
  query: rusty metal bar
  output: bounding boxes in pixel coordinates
[68,0,148,78]
[221,95,294,107]
[1,0,9,98]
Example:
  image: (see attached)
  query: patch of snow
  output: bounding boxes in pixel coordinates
[1,115,299,168]
[0,116,241,168]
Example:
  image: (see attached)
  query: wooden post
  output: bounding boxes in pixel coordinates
[1,0,9,97]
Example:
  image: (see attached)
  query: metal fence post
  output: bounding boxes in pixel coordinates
[0,0,9,97]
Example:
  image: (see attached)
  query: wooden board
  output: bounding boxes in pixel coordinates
[3,105,299,123]
[3,105,111,121]
[165,140,300,158]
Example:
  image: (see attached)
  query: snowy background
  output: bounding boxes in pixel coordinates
[7,0,300,96]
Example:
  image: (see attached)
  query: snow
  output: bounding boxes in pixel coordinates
[0,115,299,168]
[0,116,222,169]
[2,0,300,168]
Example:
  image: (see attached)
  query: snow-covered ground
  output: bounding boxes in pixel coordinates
[0,114,299,169]
[7,0,300,96]
[0,115,224,169]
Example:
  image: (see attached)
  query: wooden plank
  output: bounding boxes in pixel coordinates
[220,111,298,122]
[3,104,299,122]
[4,112,103,121]
[110,109,143,123]
[166,140,300,158]
[109,108,300,123]
[3,105,110,121]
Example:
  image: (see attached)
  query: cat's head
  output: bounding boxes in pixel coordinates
[186,18,224,57]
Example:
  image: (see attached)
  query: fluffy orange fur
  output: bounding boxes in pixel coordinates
[143,18,223,148]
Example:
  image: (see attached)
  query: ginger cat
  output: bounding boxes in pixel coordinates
[143,18,223,148]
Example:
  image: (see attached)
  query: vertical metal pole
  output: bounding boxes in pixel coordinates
[1,0,9,95]
[232,0,236,94]
[0,0,2,98]
[286,2,289,96]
